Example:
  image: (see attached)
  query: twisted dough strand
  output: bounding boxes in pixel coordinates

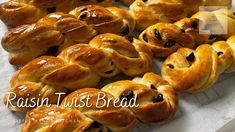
[162,35,235,93]
[139,8,235,57]
[123,0,232,7]
[4,33,152,112]
[130,0,232,30]
[0,0,112,27]
[21,72,178,132]
[2,5,135,66]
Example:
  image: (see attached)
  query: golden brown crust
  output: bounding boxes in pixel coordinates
[22,105,93,132]
[118,0,134,6]
[103,72,178,123]
[174,18,215,45]
[225,36,235,72]
[61,88,137,131]
[162,35,235,93]
[4,56,68,112]
[88,34,152,77]
[4,33,153,112]
[0,0,112,27]
[129,0,203,30]
[139,22,195,57]
[130,0,232,30]
[0,1,47,27]
[69,5,135,35]
[139,9,235,57]
[2,6,135,66]
[21,73,178,131]
[56,0,112,13]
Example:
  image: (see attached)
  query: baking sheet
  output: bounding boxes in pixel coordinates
[1,0,235,131]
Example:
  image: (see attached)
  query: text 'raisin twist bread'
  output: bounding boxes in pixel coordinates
[129,0,232,30]
[21,72,178,132]
[0,0,112,27]
[2,5,135,66]
[162,35,235,93]
[4,33,153,112]
[138,8,235,57]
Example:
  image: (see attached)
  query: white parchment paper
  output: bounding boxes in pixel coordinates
[0,0,235,131]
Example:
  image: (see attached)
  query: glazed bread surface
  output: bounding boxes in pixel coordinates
[162,35,235,93]
[2,5,135,66]
[138,8,235,57]
[4,33,153,112]
[21,72,178,132]
[130,0,232,30]
[0,0,112,27]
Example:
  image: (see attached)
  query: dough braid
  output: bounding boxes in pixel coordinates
[129,0,232,30]
[0,0,112,27]
[21,72,178,132]
[162,35,235,93]
[4,33,153,112]
[139,8,235,57]
[2,5,135,65]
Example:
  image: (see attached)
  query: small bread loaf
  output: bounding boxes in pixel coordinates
[162,35,235,93]
[139,8,235,57]
[21,72,178,131]
[130,0,232,30]
[0,0,112,27]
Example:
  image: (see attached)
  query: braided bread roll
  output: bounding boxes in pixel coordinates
[161,35,235,93]
[130,0,232,30]
[139,8,235,57]
[0,0,112,27]
[21,72,178,132]
[139,18,211,57]
[4,33,152,112]
[2,5,135,66]
[124,0,232,7]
